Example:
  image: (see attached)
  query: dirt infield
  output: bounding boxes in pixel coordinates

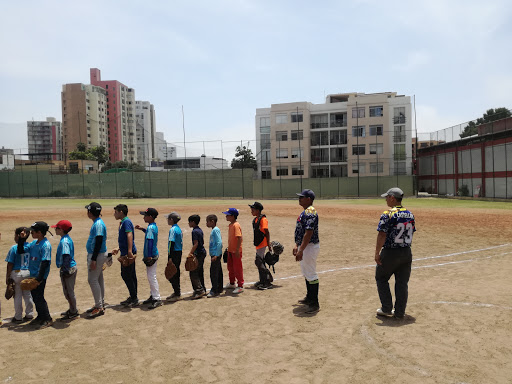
[1,198,511,383]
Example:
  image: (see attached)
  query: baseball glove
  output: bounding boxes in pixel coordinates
[143,257,158,267]
[118,254,137,267]
[5,279,15,300]
[20,278,40,291]
[185,255,198,271]
[164,260,177,280]
[270,241,284,255]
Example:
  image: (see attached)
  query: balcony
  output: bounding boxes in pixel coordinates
[393,116,406,124]
[393,135,406,142]
[330,120,347,128]
[393,153,406,161]
[310,122,328,129]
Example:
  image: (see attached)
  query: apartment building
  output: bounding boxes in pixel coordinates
[90,68,137,163]
[135,101,156,167]
[255,92,412,179]
[61,83,108,156]
[27,117,63,161]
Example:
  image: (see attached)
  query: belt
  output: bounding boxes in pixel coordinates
[14,270,21,273]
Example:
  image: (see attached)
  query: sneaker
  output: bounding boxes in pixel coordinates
[30,316,42,325]
[61,310,70,317]
[191,291,206,300]
[62,311,79,320]
[166,293,182,302]
[148,300,163,309]
[253,281,263,288]
[298,297,311,305]
[120,297,132,306]
[143,296,155,305]
[38,319,53,330]
[257,283,272,290]
[22,315,34,322]
[207,291,219,298]
[88,307,104,318]
[305,305,320,314]
[393,311,404,319]
[224,283,236,289]
[232,287,243,294]
[376,308,393,317]
[11,317,23,324]
[128,298,139,307]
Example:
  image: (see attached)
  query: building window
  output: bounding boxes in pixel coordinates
[312,166,329,178]
[393,161,406,175]
[352,126,365,137]
[276,149,288,159]
[394,125,406,142]
[291,147,303,158]
[276,114,287,124]
[261,169,271,179]
[352,162,365,174]
[370,162,383,173]
[330,130,347,145]
[311,114,328,128]
[291,130,303,140]
[260,117,270,127]
[330,164,347,177]
[276,167,288,176]
[291,112,303,123]
[352,107,365,118]
[369,143,383,155]
[292,166,304,175]
[261,134,270,150]
[330,112,347,127]
[369,125,383,136]
[261,150,271,166]
[276,131,288,141]
[330,147,347,162]
[393,107,406,124]
[311,148,329,162]
[369,106,383,117]
[394,144,406,160]
[311,131,328,146]
[352,145,365,156]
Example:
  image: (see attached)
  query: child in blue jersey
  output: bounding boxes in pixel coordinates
[206,214,223,297]
[85,202,108,318]
[52,220,78,320]
[4,226,34,323]
[18,221,53,329]
[166,212,183,301]
[136,208,162,309]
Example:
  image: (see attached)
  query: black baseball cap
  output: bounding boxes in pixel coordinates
[249,202,264,211]
[140,208,158,218]
[30,221,50,233]
[296,189,315,200]
[85,202,102,213]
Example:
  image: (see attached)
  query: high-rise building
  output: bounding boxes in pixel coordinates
[154,132,168,161]
[255,92,412,179]
[90,68,137,163]
[61,83,108,156]
[135,101,156,167]
[27,117,63,161]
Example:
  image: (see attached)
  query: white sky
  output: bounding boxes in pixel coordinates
[1,0,511,154]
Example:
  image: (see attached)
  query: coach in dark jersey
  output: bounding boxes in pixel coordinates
[374,187,416,319]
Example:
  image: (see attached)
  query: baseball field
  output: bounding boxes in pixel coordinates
[1,197,511,383]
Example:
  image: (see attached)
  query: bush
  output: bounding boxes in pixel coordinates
[121,191,148,198]
[457,184,470,197]
[47,190,69,197]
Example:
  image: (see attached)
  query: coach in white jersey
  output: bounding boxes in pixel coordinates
[374,187,416,320]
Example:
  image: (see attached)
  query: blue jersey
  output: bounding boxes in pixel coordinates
[294,206,320,246]
[5,244,30,271]
[86,217,107,254]
[118,217,137,255]
[56,234,76,271]
[377,205,416,249]
[209,227,223,257]
[143,222,159,258]
[168,224,183,252]
[27,238,52,279]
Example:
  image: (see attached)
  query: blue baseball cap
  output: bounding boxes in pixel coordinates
[296,189,315,200]
[222,208,239,217]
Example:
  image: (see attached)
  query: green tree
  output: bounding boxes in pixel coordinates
[89,146,109,165]
[68,143,108,164]
[460,108,511,138]
[231,145,257,170]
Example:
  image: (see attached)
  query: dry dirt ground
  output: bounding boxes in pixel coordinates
[0,198,511,383]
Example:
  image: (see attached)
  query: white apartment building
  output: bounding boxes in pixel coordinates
[27,117,63,161]
[255,92,412,179]
[135,101,156,167]
[154,132,168,161]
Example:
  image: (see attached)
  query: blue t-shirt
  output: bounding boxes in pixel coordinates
[377,205,416,249]
[56,234,76,271]
[294,206,320,245]
[168,224,183,252]
[27,238,52,279]
[118,217,137,255]
[209,227,223,257]
[86,217,107,254]
[192,227,206,255]
[143,222,159,258]
[5,244,30,271]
